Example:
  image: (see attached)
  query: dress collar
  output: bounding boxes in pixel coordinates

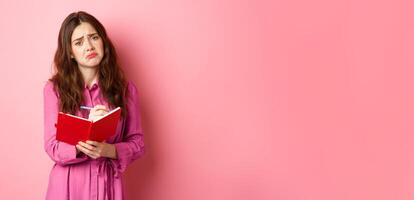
[84,76,99,90]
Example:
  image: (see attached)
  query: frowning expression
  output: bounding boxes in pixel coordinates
[70,22,104,69]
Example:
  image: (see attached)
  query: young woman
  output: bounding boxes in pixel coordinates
[43,11,145,199]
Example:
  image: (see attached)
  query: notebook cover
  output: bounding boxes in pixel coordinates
[89,108,122,142]
[55,107,121,145]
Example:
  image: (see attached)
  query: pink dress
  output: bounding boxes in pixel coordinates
[43,80,145,200]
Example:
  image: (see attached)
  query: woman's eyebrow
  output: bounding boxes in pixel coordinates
[72,33,98,43]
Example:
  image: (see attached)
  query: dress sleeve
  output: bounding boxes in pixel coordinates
[113,81,146,173]
[43,81,89,166]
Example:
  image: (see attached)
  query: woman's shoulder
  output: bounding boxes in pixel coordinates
[43,80,53,92]
[43,80,59,97]
[126,80,139,95]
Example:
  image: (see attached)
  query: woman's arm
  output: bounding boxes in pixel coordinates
[43,81,88,166]
[112,81,146,173]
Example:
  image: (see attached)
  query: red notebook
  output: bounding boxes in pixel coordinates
[55,107,121,145]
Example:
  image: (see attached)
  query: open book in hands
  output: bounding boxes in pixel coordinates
[55,107,121,145]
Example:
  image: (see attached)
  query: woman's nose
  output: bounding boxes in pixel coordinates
[84,39,95,50]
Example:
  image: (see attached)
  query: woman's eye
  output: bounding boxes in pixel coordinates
[75,42,81,46]
[93,36,99,40]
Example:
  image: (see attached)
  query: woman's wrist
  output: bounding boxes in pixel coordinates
[105,143,118,159]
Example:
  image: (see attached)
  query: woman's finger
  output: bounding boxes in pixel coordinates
[86,140,101,147]
[94,109,108,116]
[90,110,108,119]
[90,105,107,114]
[78,141,96,151]
[94,104,106,109]
[76,144,92,155]
[87,141,104,155]
[76,144,99,159]
[93,105,108,112]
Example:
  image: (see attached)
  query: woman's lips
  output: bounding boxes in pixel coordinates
[86,53,97,59]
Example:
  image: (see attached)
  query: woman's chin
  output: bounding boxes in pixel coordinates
[80,60,102,68]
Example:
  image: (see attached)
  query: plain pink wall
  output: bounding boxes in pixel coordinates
[2,0,414,199]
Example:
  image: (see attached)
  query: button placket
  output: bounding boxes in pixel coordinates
[85,88,99,199]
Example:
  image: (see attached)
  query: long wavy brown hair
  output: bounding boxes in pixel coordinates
[50,11,128,117]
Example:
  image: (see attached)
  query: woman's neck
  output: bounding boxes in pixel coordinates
[79,66,98,88]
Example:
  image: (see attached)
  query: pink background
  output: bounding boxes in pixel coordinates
[1,0,414,199]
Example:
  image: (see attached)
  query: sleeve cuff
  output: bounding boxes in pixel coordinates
[113,143,133,173]
[56,142,88,164]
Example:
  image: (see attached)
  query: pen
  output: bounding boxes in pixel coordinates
[80,106,93,110]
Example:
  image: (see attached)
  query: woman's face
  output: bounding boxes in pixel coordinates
[70,22,104,69]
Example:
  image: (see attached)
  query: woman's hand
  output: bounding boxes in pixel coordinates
[88,105,109,122]
[76,140,118,159]
[77,105,116,159]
